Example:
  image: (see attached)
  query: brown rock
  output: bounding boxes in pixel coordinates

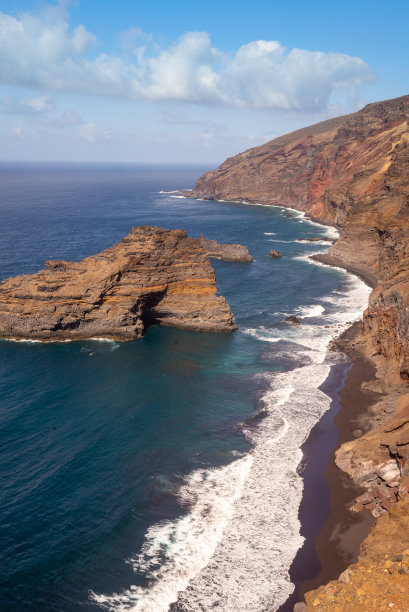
[269,249,282,258]
[0,226,237,341]
[285,315,302,325]
[198,236,253,262]
[304,495,409,611]
[293,603,308,612]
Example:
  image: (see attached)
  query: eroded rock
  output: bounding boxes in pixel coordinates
[199,236,253,262]
[0,226,237,341]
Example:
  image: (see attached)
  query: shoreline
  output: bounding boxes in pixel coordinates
[277,340,379,611]
[185,193,379,610]
[278,352,378,611]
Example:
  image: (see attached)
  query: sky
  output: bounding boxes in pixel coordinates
[0,0,408,164]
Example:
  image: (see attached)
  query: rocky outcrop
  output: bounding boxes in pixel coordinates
[304,494,409,611]
[199,236,253,262]
[0,226,237,341]
[269,249,282,258]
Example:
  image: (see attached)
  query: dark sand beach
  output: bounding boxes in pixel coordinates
[279,353,378,611]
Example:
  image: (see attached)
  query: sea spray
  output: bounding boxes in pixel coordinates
[91,456,252,611]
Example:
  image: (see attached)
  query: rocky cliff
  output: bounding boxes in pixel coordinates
[188,95,409,609]
[190,94,409,510]
[304,493,409,611]
[0,226,238,341]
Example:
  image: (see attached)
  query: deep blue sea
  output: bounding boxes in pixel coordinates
[0,163,370,611]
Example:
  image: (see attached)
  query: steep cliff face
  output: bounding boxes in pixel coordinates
[0,226,237,341]
[189,95,409,608]
[189,95,409,515]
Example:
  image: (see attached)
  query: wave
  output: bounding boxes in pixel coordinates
[92,216,370,611]
[295,304,325,319]
[4,336,120,349]
[171,270,370,611]
[90,456,252,612]
[242,327,281,342]
[267,239,295,243]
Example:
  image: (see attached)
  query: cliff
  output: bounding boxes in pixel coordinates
[188,94,409,608]
[0,226,238,341]
[304,493,409,611]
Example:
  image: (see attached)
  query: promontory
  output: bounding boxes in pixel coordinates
[0,226,240,341]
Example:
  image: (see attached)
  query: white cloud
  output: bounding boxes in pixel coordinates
[0,7,372,112]
[10,125,29,139]
[2,95,54,114]
[79,122,111,143]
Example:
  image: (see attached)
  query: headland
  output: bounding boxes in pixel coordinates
[187,93,409,609]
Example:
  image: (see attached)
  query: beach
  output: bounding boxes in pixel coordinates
[279,333,379,610]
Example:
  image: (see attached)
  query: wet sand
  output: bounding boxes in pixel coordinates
[278,355,379,611]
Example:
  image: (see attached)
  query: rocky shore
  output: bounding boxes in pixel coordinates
[0,226,242,341]
[187,94,409,609]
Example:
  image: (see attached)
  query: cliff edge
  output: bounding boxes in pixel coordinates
[0,226,238,341]
[188,94,409,608]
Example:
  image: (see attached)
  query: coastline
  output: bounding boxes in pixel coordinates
[182,95,409,609]
[278,348,378,611]
[183,194,380,610]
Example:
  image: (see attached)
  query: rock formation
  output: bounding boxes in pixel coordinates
[305,493,409,611]
[187,94,409,609]
[268,249,282,258]
[285,315,302,325]
[199,236,253,262]
[0,226,237,341]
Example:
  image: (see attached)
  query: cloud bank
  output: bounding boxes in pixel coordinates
[0,8,372,112]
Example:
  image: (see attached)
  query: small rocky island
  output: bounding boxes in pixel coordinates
[0,226,244,341]
[199,236,253,262]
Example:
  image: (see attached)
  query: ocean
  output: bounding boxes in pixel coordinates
[0,163,370,611]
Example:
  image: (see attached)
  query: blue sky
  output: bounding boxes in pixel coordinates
[1,0,408,164]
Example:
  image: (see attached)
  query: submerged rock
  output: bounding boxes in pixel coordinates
[285,315,302,325]
[0,226,237,341]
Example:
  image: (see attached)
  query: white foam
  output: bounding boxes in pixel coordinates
[268,239,295,243]
[90,456,252,611]
[5,336,120,346]
[296,239,333,246]
[264,232,276,235]
[6,338,43,343]
[170,195,186,199]
[242,327,281,343]
[158,190,180,194]
[170,265,370,611]
[93,233,371,612]
[296,304,325,318]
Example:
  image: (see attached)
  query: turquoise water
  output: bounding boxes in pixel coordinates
[0,164,370,611]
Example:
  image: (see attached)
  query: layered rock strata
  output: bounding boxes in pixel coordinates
[0,226,237,341]
[187,94,409,608]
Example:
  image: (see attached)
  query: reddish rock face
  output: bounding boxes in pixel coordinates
[189,94,409,517]
[0,226,237,341]
[190,95,409,378]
